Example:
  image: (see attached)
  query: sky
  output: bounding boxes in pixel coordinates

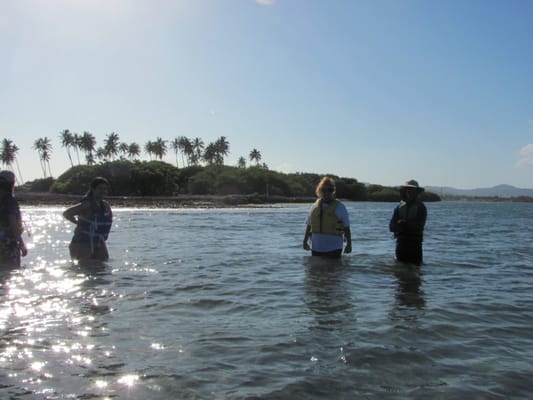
[1,0,532,189]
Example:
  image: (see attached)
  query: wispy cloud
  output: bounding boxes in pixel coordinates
[516,143,533,167]
[255,0,276,6]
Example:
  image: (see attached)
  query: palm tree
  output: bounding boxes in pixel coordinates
[73,133,82,164]
[202,143,217,165]
[0,139,23,183]
[249,148,262,166]
[214,136,229,165]
[119,142,129,159]
[171,138,181,167]
[80,131,96,165]
[59,129,75,167]
[192,137,204,166]
[179,136,193,166]
[43,137,54,177]
[33,137,53,178]
[86,152,95,165]
[144,141,155,160]
[128,143,140,160]
[95,147,107,162]
[238,156,246,168]
[104,132,120,160]
[152,137,167,160]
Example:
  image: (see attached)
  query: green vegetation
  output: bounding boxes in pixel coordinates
[3,131,441,202]
[18,160,441,202]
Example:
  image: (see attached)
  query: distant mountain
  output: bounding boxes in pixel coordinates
[426,184,533,198]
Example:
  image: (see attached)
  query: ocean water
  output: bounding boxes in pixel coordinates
[1,201,532,399]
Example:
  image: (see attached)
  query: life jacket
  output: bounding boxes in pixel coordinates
[398,201,421,222]
[74,197,113,245]
[310,199,344,236]
[393,200,425,238]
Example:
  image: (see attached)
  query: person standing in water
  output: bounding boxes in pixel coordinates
[63,177,113,261]
[303,176,352,258]
[389,180,427,266]
[0,170,27,267]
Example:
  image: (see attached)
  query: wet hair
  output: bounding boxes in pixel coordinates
[87,177,110,196]
[315,176,336,198]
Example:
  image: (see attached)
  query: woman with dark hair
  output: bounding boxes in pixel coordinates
[302,176,352,258]
[389,179,427,266]
[63,177,113,261]
[0,170,27,267]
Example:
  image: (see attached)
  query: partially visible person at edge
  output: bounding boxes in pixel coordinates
[389,179,427,266]
[0,170,27,267]
[63,177,113,261]
[303,176,352,258]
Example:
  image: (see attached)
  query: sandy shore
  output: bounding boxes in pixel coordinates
[15,191,315,208]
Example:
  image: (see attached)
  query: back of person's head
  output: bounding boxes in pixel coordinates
[315,176,336,198]
[0,170,15,192]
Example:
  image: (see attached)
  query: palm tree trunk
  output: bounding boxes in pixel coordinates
[39,159,47,178]
[14,160,24,183]
[67,149,74,167]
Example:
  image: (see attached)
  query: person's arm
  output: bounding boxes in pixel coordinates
[7,213,27,257]
[303,225,312,251]
[104,200,113,219]
[343,227,352,253]
[336,202,352,253]
[63,202,90,224]
[418,203,427,230]
[389,207,400,233]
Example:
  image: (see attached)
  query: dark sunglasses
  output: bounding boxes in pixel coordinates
[322,187,335,193]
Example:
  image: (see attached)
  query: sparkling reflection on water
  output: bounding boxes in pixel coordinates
[0,202,532,399]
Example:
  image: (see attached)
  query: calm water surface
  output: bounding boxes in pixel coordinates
[1,202,532,399]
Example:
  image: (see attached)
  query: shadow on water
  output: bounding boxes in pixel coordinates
[393,262,426,318]
[70,260,114,317]
[71,258,110,274]
[302,256,354,331]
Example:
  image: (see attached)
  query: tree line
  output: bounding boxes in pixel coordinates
[18,160,441,203]
[1,131,266,182]
[3,130,441,202]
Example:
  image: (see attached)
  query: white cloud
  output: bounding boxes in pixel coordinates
[520,143,533,156]
[516,143,533,167]
[256,0,276,6]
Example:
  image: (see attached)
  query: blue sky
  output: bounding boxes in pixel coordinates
[1,0,532,189]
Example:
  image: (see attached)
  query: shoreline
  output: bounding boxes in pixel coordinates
[16,192,529,208]
[15,191,316,208]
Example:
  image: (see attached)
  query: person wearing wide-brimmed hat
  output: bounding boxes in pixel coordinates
[389,179,427,265]
[0,170,27,267]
